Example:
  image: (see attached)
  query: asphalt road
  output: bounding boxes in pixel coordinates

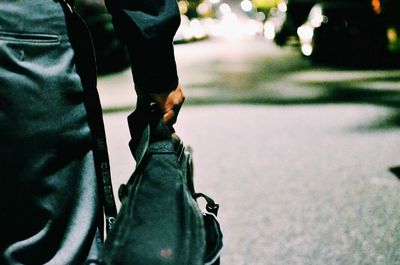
[100,37,400,264]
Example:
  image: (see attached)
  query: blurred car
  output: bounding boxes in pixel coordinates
[264,0,318,46]
[75,0,130,74]
[297,1,387,64]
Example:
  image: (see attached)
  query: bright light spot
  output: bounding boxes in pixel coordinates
[190,19,207,39]
[297,25,314,41]
[372,0,381,14]
[264,21,275,40]
[178,1,188,15]
[301,44,313,56]
[244,19,263,36]
[209,0,220,4]
[387,27,398,43]
[277,2,287,12]
[240,0,253,12]
[219,3,232,15]
[182,29,194,41]
[308,5,326,28]
[174,15,194,41]
[309,5,322,17]
[197,2,210,15]
[219,13,240,40]
[255,11,266,21]
[203,18,219,37]
[216,15,262,40]
[311,15,324,28]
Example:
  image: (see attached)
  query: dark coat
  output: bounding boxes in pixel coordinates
[105,0,181,93]
[0,0,180,264]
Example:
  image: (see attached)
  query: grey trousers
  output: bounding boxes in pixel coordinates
[0,1,101,264]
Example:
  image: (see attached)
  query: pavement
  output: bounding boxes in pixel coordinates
[97,68,136,112]
[97,38,400,112]
[98,38,400,264]
[97,66,400,112]
[103,103,400,265]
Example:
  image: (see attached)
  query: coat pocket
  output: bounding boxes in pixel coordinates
[0,31,60,45]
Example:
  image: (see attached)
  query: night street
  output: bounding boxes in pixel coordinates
[99,37,400,264]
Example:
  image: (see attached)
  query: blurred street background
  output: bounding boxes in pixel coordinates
[78,0,400,263]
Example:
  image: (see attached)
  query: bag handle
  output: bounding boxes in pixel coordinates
[59,0,118,238]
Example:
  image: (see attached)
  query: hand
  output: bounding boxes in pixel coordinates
[149,84,185,126]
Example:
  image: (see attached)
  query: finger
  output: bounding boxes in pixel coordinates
[163,110,177,126]
[163,101,182,123]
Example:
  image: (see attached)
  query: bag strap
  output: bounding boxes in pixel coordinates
[59,0,74,12]
[58,0,118,238]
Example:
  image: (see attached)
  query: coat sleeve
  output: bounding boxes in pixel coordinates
[104,0,181,93]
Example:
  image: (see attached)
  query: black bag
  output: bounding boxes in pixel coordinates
[103,104,223,265]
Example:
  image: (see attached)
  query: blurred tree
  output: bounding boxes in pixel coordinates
[187,0,203,19]
[252,0,280,14]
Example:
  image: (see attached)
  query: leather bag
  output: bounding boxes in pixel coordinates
[103,104,223,265]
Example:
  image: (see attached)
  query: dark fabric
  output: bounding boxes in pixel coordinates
[0,1,100,264]
[103,109,206,265]
[104,0,180,93]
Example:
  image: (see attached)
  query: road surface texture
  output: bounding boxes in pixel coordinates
[99,37,400,265]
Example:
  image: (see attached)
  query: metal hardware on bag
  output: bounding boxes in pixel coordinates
[106,217,116,231]
[194,192,220,216]
[206,203,220,216]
